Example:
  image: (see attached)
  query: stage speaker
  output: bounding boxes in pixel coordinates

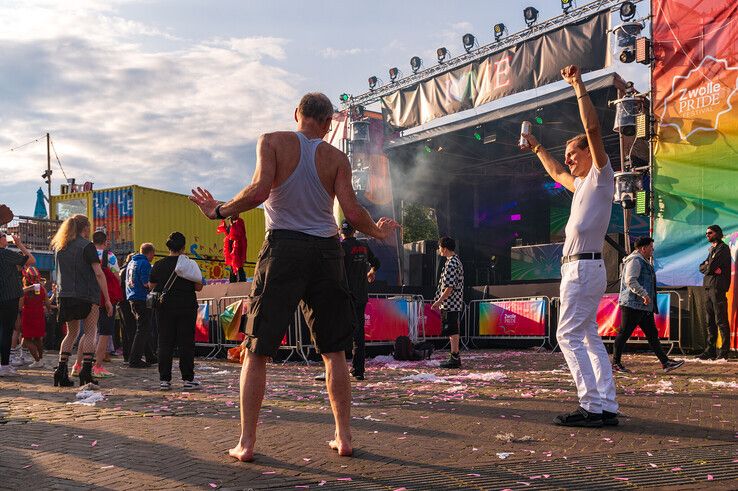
[408,253,437,287]
[603,233,625,288]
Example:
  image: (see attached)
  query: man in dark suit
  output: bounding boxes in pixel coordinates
[698,224,732,360]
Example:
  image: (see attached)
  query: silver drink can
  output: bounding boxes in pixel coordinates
[519,121,531,148]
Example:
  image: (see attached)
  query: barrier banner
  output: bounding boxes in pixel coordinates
[220,300,243,341]
[195,302,209,343]
[365,297,410,341]
[421,303,443,337]
[381,10,610,130]
[477,298,546,337]
[596,293,671,339]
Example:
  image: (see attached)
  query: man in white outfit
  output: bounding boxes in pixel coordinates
[522,65,619,428]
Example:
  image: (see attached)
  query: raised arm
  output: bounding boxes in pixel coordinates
[561,65,608,170]
[190,133,277,219]
[334,153,400,241]
[520,133,576,193]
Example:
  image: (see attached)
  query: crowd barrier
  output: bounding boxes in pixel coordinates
[467,297,551,350]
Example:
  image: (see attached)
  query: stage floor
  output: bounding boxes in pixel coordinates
[1,350,736,490]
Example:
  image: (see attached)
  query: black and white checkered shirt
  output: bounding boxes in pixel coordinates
[434,254,464,312]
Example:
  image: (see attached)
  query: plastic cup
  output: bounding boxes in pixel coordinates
[33,284,40,295]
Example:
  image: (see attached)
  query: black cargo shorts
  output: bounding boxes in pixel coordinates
[245,230,355,357]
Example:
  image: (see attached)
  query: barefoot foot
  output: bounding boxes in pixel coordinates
[228,443,255,462]
[328,439,353,457]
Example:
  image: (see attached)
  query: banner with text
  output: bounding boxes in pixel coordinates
[477,298,547,337]
[596,293,671,339]
[381,11,610,130]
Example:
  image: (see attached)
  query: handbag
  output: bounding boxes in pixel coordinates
[146,269,177,309]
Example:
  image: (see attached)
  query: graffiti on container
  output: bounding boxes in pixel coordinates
[93,189,134,255]
[189,242,228,280]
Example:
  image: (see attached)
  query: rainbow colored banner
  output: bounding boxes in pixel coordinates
[195,302,210,343]
[364,298,410,341]
[596,293,671,339]
[421,303,443,337]
[477,299,547,337]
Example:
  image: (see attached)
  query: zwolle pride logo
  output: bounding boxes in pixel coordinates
[659,56,738,142]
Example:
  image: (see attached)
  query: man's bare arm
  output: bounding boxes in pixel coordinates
[562,65,608,170]
[521,133,575,193]
[190,134,276,218]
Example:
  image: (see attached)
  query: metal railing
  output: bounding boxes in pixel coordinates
[467,297,551,351]
[1,215,61,251]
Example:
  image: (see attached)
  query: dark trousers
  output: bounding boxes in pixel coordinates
[0,299,19,365]
[129,300,156,363]
[351,302,367,376]
[705,288,730,354]
[613,305,669,365]
[119,301,136,361]
[229,267,247,283]
[157,307,197,382]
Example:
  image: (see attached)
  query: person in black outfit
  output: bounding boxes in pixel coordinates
[118,253,136,362]
[698,224,733,360]
[149,232,204,390]
[0,232,35,377]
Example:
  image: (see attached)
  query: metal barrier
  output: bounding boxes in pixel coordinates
[194,298,221,359]
[467,297,551,351]
[366,294,426,344]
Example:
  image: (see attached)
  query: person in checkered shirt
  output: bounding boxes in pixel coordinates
[431,236,464,368]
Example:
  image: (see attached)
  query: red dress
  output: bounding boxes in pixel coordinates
[21,287,46,338]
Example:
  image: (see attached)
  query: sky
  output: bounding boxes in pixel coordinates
[0,0,649,217]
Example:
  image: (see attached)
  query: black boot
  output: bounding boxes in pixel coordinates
[78,360,99,386]
[53,362,74,387]
[697,349,716,360]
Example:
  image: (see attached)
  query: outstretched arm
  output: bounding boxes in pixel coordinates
[521,133,575,193]
[561,65,608,170]
[190,134,276,219]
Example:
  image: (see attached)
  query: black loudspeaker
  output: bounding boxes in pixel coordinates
[603,233,625,288]
[409,253,437,287]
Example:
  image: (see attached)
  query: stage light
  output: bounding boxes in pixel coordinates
[614,171,642,209]
[423,145,433,153]
[619,1,637,21]
[340,93,350,103]
[389,67,400,82]
[614,22,643,64]
[437,47,449,63]
[493,23,507,41]
[635,36,651,64]
[410,56,423,73]
[368,76,378,89]
[510,214,522,221]
[462,33,476,52]
[523,7,539,27]
[351,105,365,120]
[612,82,645,137]
[561,0,574,13]
[474,131,482,141]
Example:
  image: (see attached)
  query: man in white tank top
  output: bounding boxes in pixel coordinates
[521,65,619,428]
[190,93,399,461]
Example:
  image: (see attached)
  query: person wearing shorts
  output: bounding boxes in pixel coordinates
[432,237,464,369]
[190,92,399,461]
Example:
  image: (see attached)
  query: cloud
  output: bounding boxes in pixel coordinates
[321,47,369,59]
[0,1,299,213]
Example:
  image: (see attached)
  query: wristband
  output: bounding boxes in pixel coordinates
[215,203,226,220]
[577,93,590,100]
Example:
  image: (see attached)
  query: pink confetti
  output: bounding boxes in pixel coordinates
[671,467,682,472]
[262,471,276,475]
[209,484,218,489]
[707,475,714,481]
[614,477,629,481]
[30,444,39,448]
[337,478,352,481]
[318,481,327,486]
[467,473,481,477]
[91,440,98,447]
[649,463,658,468]
[302,458,311,462]
[393,488,408,491]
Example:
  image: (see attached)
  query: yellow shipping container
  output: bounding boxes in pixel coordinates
[52,185,264,281]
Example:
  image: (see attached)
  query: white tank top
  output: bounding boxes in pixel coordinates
[263,132,338,237]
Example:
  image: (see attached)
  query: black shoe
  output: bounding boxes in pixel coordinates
[352,373,365,381]
[553,407,604,427]
[128,360,152,368]
[602,410,620,426]
[314,372,326,381]
[146,357,158,365]
[716,350,731,360]
[439,354,461,369]
[697,350,716,360]
[53,363,74,387]
[611,362,631,373]
[663,359,685,372]
[78,361,99,386]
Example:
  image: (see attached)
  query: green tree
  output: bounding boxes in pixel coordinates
[402,202,439,244]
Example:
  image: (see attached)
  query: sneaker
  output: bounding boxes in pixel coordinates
[716,351,731,360]
[697,350,716,360]
[9,355,25,367]
[439,354,461,369]
[602,410,620,426]
[71,362,82,377]
[314,372,326,381]
[352,373,365,381]
[611,362,631,373]
[28,359,46,369]
[160,381,172,391]
[128,360,152,369]
[663,359,685,372]
[0,365,19,377]
[553,407,604,427]
[21,350,34,365]
[183,380,201,390]
[92,366,115,378]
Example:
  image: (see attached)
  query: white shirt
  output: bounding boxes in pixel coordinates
[562,158,614,257]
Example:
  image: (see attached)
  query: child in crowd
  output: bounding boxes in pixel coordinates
[21,267,51,368]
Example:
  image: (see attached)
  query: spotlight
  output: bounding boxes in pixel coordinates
[614,171,642,209]
[462,33,476,52]
[410,56,423,73]
[388,67,400,82]
[368,76,378,90]
[473,126,482,141]
[612,82,646,137]
[437,47,449,63]
[523,7,539,27]
[619,1,637,21]
[635,36,651,64]
[351,105,365,120]
[339,93,350,103]
[534,108,544,125]
[561,0,574,13]
[493,23,507,41]
[614,22,643,64]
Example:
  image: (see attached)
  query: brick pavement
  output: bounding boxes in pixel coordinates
[0,350,736,490]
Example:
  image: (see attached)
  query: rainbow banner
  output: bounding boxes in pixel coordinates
[195,302,210,343]
[477,299,547,337]
[420,303,443,337]
[596,293,671,339]
[364,297,410,341]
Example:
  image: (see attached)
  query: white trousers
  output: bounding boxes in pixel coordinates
[557,259,618,414]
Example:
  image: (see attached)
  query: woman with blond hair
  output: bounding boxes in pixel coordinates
[51,215,112,386]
